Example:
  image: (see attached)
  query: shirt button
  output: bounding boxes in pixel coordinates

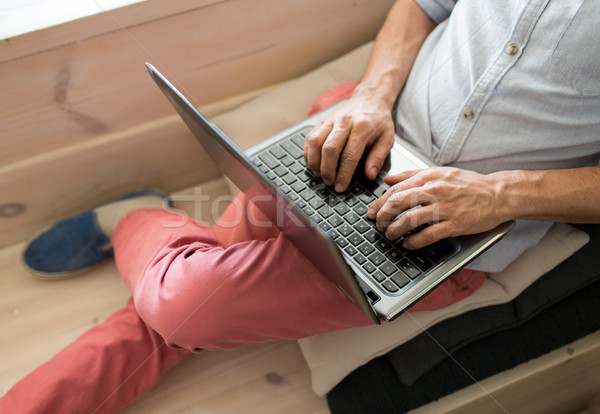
[507,45,518,55]
[463,109,474,119]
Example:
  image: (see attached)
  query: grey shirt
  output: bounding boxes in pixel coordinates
[396,0,600,272]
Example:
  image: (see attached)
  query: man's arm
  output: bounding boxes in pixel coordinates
[304,0,436,193]
[367,165,600,250]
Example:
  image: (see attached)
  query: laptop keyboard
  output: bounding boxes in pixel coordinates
[251,126,460,296]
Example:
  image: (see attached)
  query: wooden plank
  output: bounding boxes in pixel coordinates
[410,330,600,414]
[0,0,393,166]
[0,114,219,247]
[0,0,227,61]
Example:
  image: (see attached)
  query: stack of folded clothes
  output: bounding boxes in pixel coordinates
[326,223,600,413]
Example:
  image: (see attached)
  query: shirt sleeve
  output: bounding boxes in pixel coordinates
[414,0,458,24]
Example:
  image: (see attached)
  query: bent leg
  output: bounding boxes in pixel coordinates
[0,299,188,414]
[113,194,373,352]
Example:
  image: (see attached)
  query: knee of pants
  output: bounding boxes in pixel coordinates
[132,255,252,352]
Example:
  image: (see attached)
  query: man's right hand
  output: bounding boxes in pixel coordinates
[303,94,395,193]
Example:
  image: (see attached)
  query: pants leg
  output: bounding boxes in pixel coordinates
[0,299,188,414]
[113,193,373,352]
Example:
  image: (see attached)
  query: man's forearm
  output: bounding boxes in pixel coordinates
[495,166,600,223]
[353,0,436,110]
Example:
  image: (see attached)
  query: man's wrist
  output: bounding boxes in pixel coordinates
[490,169,544,222]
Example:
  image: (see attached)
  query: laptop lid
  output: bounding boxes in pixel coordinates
[146,63,382,324]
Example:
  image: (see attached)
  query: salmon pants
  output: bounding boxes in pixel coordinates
[0,83,487,414]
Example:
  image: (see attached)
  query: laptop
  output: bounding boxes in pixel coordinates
[146,63,514,324]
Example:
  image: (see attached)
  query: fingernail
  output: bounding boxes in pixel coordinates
[370,167,378,178]
[367,208,375,218]
[313,170,321,177]
[402,240,408,249]
[324,178,333,186]
[335,183,344,193]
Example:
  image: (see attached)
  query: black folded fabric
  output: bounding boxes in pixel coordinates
[327,224,600,414]
[388,224,600,386]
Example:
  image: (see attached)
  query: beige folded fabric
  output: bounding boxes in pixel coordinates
[215,42,373,149]
[297,222,589,396]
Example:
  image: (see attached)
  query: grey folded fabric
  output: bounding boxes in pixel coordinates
[388,223,599,385]
[326,224,600,414]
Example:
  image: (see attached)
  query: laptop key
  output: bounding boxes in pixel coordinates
[282,174,297,185]
[269,146,287,159]
[382,280,399,293]
[299,188,315,201]
[369,252,386,266]
[324,194,340,207]
[258,152,279,169]
[281,141,303,159]
[353,220,371,234]
[290,181,305,193]
[328,215,344,228]
[385,248,404,263]
[289,163,304,174]
[273,165,288,177]
[358,242,375,256]
[358,193,376,204]
[398,259,421,279]
[308,198,325,210]
[319,222,332,232]
[334,203,350,216]
[345,212,360,224]
[338,223,354,237]
[433,238,457,256]
[353,203,369,216]
[364,229,380,243]
[407,251,434,271]
[420,245,444,265]
[362,262,376,274]
[391,273,410,289]
[329,229,340,239]
[298,170,312,182]
[348,233,365,246]
[380,261,398,277]
[344,194,360,207]
[290,133,306,149]
[354,253,367,265]
[318,205,334,219]
[349,184,364,196]
[375,238,392,253]
[280,155,295,167]
[336,238,349,248]
[344,245,358,256]
[372,270,386,283]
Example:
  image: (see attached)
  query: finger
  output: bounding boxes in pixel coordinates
[332,131,369,192]
[364,129,394,180]
[320,123,353,186]
[367,172,423,220]
[402,221,454,250]
[384,205,438,241]
[383,169,422,186]
[304,122,333,177]
[375,188,431,231]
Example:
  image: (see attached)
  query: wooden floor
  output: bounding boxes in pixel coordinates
[0,178,328,413]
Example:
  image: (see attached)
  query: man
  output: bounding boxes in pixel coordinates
[3,0,599,413]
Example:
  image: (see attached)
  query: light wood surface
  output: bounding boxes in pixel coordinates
[0,0,395,249]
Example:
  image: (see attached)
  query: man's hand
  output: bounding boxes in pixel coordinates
[367,167,507,249]
[303,96,395,193]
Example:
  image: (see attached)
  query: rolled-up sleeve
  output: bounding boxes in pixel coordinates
[415,0,458,23]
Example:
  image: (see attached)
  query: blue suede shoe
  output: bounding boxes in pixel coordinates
[22,189,169,279]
